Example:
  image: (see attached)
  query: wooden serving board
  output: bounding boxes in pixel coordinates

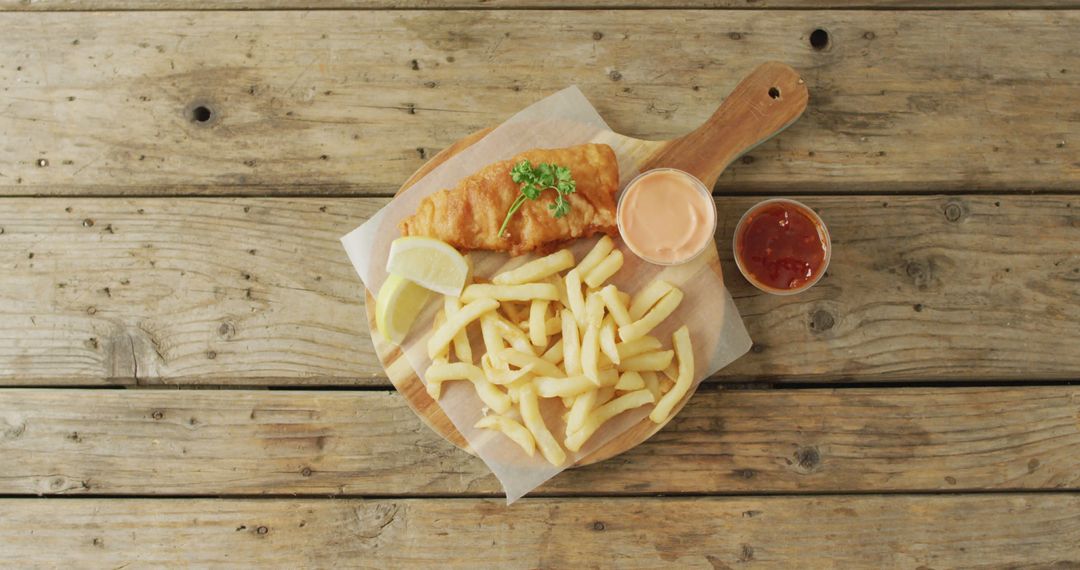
[364,61,808,465]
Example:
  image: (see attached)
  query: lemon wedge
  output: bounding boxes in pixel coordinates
[375,273,432,345]
[386,237,470,297]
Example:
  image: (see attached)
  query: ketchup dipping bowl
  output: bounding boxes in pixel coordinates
[616,168,717,266]
[733,198,831,295]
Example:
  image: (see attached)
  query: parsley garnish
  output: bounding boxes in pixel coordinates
[498,160,577,237]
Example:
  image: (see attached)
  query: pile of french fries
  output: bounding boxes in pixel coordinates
[424,236,693,466]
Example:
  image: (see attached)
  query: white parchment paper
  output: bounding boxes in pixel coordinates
[341,87,752,503]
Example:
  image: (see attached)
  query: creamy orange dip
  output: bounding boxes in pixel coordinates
[617,169,716,265]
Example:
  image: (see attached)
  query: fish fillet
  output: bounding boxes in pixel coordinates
[399,143,620,256]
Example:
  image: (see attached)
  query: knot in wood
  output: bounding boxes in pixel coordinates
[592,521,605,531]
[905,261,927,279]
[795,446,821,472]
[944,202,964,222]
[256,526,269,535]
[810,310,835,332]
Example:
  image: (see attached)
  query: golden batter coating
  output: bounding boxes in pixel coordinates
[400,144,619,256]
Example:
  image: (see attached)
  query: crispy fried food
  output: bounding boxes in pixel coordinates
[399,144,620,256]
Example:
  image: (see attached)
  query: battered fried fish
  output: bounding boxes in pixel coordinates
[399,143,619,256]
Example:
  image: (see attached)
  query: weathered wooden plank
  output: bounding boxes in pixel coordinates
[0,195,1076,385]
[2,495,1078,568]
[1,11,1076,195]
[0,387,1076,496]
[3,1,1078,10]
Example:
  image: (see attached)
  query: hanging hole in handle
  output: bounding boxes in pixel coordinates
[768,87,781,99]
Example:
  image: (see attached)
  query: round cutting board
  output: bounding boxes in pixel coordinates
[364,61,808,465]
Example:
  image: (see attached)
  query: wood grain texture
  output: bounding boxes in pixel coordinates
[2,1,1077,10]
[0,387,1076,496]
[0,194,1076,385]
[2,495,1079,568]
[1,11,1077,195]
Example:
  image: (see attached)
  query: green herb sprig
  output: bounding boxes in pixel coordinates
[498,160,577,238]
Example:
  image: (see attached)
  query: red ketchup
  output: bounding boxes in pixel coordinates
[734,199,829,294]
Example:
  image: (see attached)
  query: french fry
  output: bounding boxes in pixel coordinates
[584,250,624,289]
[541,338,564,364]
[584,290,606,330]
[545,317,561,335]
[660,377,675,394]
[615,336,663,361]
[615,370,645,391]
[640,371,661,401]
[529,300,549,347]
[580,323,601,384]
[560,395,575,409]
[596,368,619,386]
[506,376,531,404]
[425,361,511,414]
[480,311,505,368]
[595,386,616,407]
[599,315,621,365]
[564,389,655,452]
[564,269,587,329]
[661,363,679,383]
[561,309,582,376]
[424,357,450,399]
[518,384,566,466]
[444,296,473,364]
[619,350,675,372]
[475,415,535,457]
[430,310,450,361]
[483,312,534,355]
[628,279,675,321]
[535,375,601,398]
[480,354,535,385]
[618,288,684,342]
[493,249,575,285]
[549,274,570,309]
[650,326,694,423]
[576,235,614,277]
[599,285,633,327]
[498,348,564,378]
[428,298,498,359]
[461,283,559,303]
[566,389,597,433]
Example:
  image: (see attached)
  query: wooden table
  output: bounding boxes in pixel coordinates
[1,2,1078,568]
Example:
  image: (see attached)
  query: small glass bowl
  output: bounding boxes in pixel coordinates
[616,168,718,266]
[732,198,831,296]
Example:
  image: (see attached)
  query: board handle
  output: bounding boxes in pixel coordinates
[642,61,809,188]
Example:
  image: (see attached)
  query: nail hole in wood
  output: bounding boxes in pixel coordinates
[810,29,830,50]
[191,105,213,123]
[768,87,781,99]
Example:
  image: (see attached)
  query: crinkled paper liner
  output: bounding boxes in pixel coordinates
[341,87,751,504]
